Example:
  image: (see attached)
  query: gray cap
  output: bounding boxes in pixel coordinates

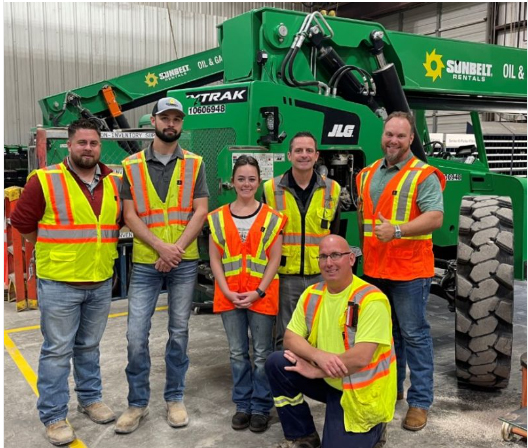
[152,97,185,117]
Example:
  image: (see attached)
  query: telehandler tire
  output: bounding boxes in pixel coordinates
[455,195,514,389]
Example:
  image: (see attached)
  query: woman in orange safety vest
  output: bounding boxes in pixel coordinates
[208,155,286,434]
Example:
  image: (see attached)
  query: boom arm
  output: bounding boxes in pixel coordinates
[39,47,224,127]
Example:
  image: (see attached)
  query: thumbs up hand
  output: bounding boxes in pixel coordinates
[374,212,396,242]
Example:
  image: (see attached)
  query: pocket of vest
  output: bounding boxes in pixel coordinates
[49,251,77,262]
[316,207,334,229]
[388,240,413,259]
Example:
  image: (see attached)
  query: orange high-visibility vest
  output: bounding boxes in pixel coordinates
[302,280,396,432]
[122,148,202,262]
[31,162,122,282]
[357,157,446,280]
[208,203,286,315]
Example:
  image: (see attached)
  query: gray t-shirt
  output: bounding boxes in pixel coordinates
[120,143,209,203]
[368,153,443,213]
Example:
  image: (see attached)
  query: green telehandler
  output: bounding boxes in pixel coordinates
[33,7,527,390]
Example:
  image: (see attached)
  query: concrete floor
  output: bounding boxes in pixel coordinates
[4,282,527,448]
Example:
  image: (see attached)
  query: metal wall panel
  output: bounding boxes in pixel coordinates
[401,4,438,35]
[3,2,307,145]
[440,3,488,42]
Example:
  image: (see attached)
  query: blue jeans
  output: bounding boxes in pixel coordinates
[36,278,112,426]
[275,274,322,350]
[125,261,197,407]
[363,275,434,410]
[221,309,275,415]
[266,352,384,448]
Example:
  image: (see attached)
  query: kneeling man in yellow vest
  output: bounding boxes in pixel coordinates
[265,235,396,448]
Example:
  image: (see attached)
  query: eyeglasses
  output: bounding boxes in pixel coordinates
[317,252,351,262]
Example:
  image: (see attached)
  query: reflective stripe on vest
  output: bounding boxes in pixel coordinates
[122,148,201,262]
[34,162,121,282]
[123,151,198,226]
[263,174,340,275]
[357,156,446,280]
[342,347,396,390]
[303,282,326,335]
[208,204,285,315]
[37,165,121,243]
[303,281,394,391]
[209,205,283,278]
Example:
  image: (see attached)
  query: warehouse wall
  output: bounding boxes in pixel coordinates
[377,2,526,134]
[3,2,306,145]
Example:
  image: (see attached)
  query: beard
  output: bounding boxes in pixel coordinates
[382,145,409,165]
[155,126,181,143]
[70,152,99,170]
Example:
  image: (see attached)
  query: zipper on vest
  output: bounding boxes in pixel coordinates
[95,217,101,281]
[300,212,306,275]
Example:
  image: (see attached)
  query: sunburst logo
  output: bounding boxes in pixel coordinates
[144,72,159,88]
[423,50,445,82]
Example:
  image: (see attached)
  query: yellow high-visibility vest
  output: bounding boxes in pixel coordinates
[122,149,202,263]
[263,174,340,275]
[32,162,122,282]
[302,280,396,432]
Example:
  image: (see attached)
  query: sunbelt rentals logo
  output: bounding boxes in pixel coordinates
[423,49,493,83]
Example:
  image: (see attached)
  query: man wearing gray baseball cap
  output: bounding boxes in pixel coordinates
[117,97,209,434]
[152,97,186,117]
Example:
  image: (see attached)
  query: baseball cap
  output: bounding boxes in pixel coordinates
[152,97,186,117]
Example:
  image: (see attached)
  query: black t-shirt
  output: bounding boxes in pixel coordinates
[289,170,317,208]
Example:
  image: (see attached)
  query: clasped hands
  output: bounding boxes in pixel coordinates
[225,290,261,309]
[155,241,185,272]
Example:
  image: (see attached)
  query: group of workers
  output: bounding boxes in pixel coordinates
[11,96,445,448]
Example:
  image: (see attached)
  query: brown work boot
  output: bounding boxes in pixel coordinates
[166,401,189,427]
[397,391,404,401]
[403,406,428,431]
[115,406,149,434]
[45,420,76,446]
[276,432,321,448]
[78,401,116,424]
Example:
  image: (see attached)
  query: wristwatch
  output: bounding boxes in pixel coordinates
[256,288,266,298]
[394,225,402,239]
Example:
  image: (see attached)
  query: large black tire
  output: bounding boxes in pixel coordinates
[455,195,514,389]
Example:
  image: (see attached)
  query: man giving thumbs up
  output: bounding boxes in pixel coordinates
[356,112,445,432]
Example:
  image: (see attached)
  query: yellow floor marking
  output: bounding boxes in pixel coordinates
[4,331,39,396]
[4,303,169,447]
[5,324,41,334]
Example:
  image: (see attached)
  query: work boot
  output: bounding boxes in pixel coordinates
[249,414,270,433]
[276,432,321,448]
[77,401,116,424]
[45,420,76,446]
[115,406,149,434]
[403,407,428,431]
[167,401,189,427]
[397,391,404,401]
[231,411,250,430]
